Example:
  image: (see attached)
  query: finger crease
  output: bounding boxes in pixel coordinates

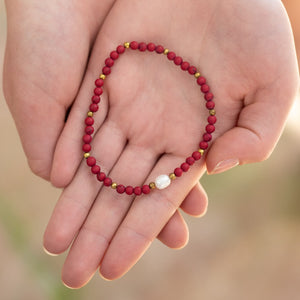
[80,225,111,247]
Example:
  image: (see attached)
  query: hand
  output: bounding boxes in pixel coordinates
[43,0,299,288]
[3,0,116,179]
[3,0,209,281]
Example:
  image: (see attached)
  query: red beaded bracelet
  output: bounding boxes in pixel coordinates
[82,41,216,195]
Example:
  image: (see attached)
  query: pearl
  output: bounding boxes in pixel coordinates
[155,175,171,190]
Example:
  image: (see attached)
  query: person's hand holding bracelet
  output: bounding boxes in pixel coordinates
[4,0,299,289]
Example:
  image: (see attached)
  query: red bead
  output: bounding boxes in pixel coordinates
[82,134,92,144]
[85,126,94,135]
[201,84,210,93]
[167,51,176,60]
[116,45,125,54]
[134,186,142,195]
[138,42,147,51]
[208,115,217,124]
[95,78,104,87]
[110,51,119,60]
[199,141,208,150]
[205,92,214,101]
[82,144,91,152]
[89,103,98,112]
[92,95,100,103]
[97,172,106,182]
[85,117,94,126]
[174,167,183,177]
[174,56,183,65]
[206,124,215,133]
[203,133,212,142]
[87,156,96,167]
[91,165,100,174]
[102,66,111,75]
[147,43,156,51]
[192,151,202,161]
[142,185,151,194]
[116,184,125,194]
[186,156,195,165]
[206,101,215,110]
[130,41,139,50]
[181,162,190,172]
[197,77,206,85]
[125,186,134,195]
[104,177,112,186]
[94,87,103,96]
[181,61,190,71]
[188,66,197,74]
[105,58,114,67]
[155,45,164,54]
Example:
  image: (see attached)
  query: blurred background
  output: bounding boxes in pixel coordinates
[0,1,299,300]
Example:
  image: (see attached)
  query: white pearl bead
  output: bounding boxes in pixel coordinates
[155,174,171,190]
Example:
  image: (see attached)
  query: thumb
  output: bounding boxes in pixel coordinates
[206,80,299,174]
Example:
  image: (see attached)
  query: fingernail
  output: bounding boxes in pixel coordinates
[210,159,239,174]
[43,246,59,256]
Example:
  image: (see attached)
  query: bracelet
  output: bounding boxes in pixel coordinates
[82,41,216,196]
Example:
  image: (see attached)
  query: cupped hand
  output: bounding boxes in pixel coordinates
[3,0,209,283]
[3,0,116,179]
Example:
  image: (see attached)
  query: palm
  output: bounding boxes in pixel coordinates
[85,0,285,160]
[37,0,300,288]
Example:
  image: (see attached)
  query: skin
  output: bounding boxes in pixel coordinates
[3,0,299,289]
[3,0,208,245]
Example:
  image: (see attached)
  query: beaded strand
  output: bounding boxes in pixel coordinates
[82,41,217,195]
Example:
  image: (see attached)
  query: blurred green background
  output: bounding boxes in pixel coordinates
[0,1,299,300]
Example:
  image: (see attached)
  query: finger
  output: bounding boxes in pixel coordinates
[206,64,299,175]
[180,181,208,217]
[157,181,208,249]
[60,143,164,287]
[157,210,189,249]
[61,143,159,288]
[50,71,109,188]
[43,119,126,255]
[99,154,206,280]
[50,35,122,188]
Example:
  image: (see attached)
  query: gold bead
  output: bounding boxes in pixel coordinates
[99,74,106,80]
[169,173,176,180]
[149,182,156,189]
[163,48,169,55]
[111,183,117,189]
[209,109,216,116]
[124,42,130,48]
[198,149,205,155]
[87,111,93,117]
[194,72,201,78]
[84,153,90,158]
